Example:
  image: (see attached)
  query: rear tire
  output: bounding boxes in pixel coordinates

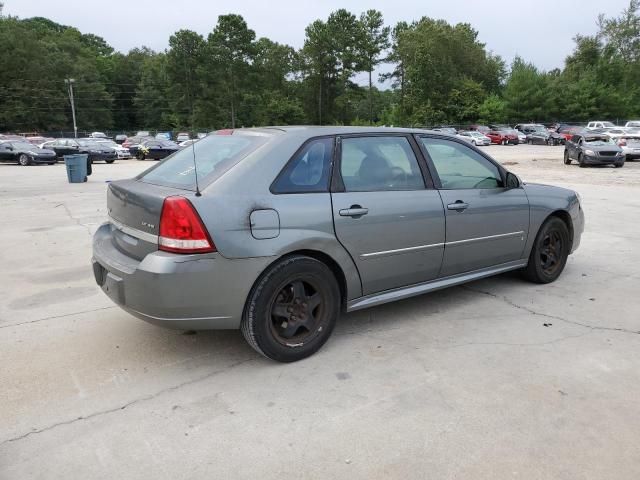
[106,159,115,164]
[18,154,31,166]
[241,256,340,362]
[522,216,570,284]
[563,150,571,165]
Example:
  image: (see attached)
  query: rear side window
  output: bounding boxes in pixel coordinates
[271,137,334,193]
[340,136,424,192]
[139,134,267,190]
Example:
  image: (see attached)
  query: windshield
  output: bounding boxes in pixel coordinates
[10,142,35,150]
[139,133,268,190]
[585,137,615,146]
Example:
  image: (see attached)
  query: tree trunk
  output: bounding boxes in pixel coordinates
[318,77,322,125]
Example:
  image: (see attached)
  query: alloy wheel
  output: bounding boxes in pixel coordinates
[540,230,563,276]
[269,278,326,345]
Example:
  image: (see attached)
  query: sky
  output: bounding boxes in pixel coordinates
[3,0,632,76]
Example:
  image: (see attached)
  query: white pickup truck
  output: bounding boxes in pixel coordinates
[586,121,617,130]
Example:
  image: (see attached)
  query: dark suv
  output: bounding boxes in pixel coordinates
[564,134,625,168]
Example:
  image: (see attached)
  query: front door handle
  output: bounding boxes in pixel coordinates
[447,201,469,211]
[339,205,369,218]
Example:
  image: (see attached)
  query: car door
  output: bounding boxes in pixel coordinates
[0,143,13,162]
[418,136,530,277]
[331,135,446,295]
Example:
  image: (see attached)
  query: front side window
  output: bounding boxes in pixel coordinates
[271,137,333,193]
[419,137,503,189]
[339,136,424,192]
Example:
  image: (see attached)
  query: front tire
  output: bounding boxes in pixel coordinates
[18,154,32,166]
[241,256,340,362]
[522,217,570,284]
[563,150,571,165]
[106,159,115,164]
[578,154,586,168]
[614,161,624,168]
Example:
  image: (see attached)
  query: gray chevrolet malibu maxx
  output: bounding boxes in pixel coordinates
[92,127,584,362]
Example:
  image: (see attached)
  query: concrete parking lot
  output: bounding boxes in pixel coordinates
[1,145,639,479]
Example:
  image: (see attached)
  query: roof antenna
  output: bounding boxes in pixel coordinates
[190,137,201,197]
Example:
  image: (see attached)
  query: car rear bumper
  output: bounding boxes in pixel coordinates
[92,222,274,330]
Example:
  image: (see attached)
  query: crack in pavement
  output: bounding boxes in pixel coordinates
[0,357,257,446]
[461,285,640,335]
[55,203,93,236]
[0,306,117,329]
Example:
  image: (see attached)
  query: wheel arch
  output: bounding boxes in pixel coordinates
[547,210,574,249]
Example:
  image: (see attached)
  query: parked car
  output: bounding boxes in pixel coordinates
[41,138,117,163]
[564,133,625,167]
[25,136,52,146]
[469,125,491,135]
[432,127,457,135]
[92,126,584,362]
[114,134,128,145]
[90,132,108,139]
[123,135,154,155]
[456,130,491,146]
[135,140,179,160]
[94,139,132,159]
[486,128,519,145]
[517,124,564,145]
[624,121,640,128]
[556,125,584,142]
[179,139,199,148]
[155,132,172,141]
[516,131,526,144]
[591,128,628,140]
[586,121,616,130]
[616,133,640,161]
[176,132,191,142]
[0,140,57,165]
[136,131,151,137]
[197,132,208,139]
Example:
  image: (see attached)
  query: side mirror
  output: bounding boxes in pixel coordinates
[506,172,521,189]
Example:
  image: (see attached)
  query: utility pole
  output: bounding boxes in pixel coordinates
[65,78,77,138]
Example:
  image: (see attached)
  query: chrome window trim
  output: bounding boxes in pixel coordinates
[109,215,158,243]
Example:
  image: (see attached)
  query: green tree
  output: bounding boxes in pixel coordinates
[358,10,390,122]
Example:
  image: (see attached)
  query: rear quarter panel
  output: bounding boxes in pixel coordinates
[193,133,363,300]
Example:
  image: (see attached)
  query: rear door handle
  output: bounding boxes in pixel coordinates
[447,201,469,211]
[339,205,369,218]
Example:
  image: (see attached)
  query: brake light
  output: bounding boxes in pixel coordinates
[158,196,216,254]
[618,139,627,146]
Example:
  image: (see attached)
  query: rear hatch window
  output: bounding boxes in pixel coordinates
[138,133,268,190]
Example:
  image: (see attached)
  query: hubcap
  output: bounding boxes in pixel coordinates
[540,230,563,275]
[269,279,324,344]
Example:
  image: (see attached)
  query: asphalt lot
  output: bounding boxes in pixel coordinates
[1,145,640,479]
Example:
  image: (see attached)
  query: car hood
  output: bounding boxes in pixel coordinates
[584,144,622,152]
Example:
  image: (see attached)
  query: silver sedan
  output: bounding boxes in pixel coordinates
[93,127,584,362]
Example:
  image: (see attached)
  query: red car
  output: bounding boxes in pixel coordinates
[557,125,583,142]
[486,129,519,145]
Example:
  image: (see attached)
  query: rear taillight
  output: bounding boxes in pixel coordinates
[158,196,216,254]
[618,139,627,146]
